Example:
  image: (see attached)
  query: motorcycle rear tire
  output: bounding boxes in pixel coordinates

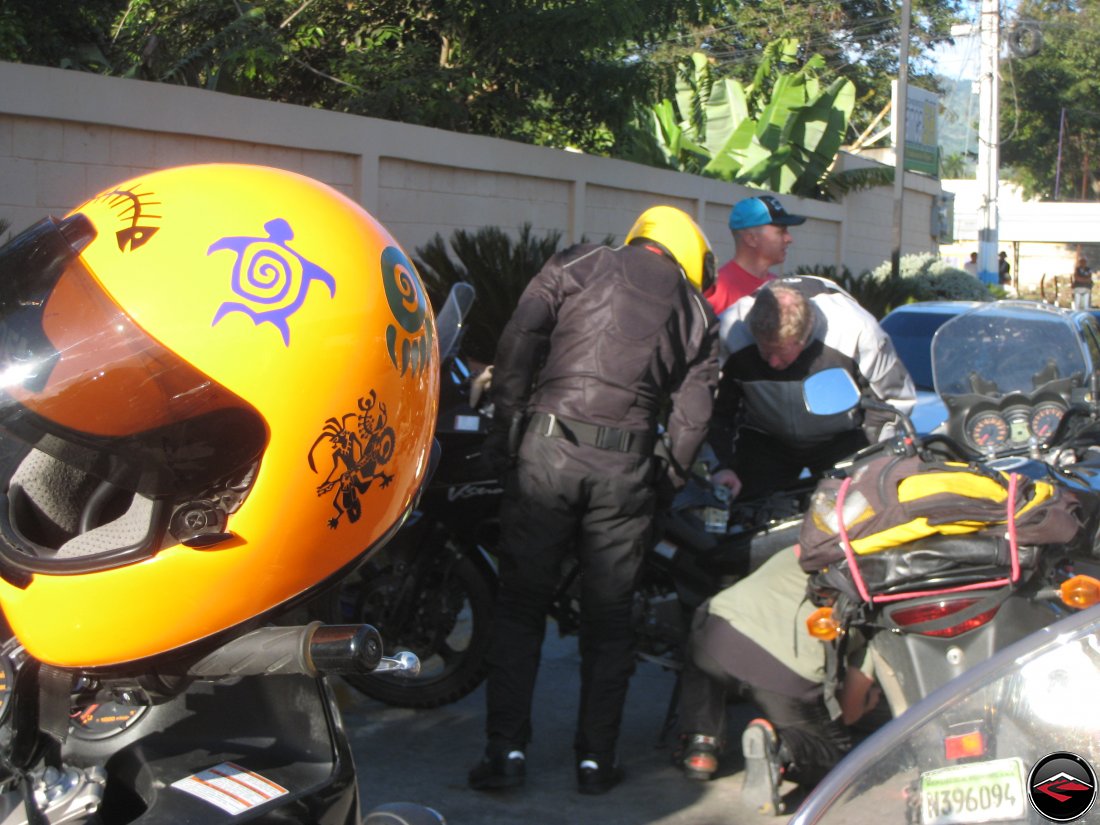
[337,552,495,709]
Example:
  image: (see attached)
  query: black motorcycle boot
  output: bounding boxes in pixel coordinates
[468,745,526,791]
[674,733,721,781]
[741,718,785,814]
[576,753,624,795]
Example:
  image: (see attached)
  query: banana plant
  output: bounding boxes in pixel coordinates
[638,40,858,198]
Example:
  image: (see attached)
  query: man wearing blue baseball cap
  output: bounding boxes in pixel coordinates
[705,194,806,316]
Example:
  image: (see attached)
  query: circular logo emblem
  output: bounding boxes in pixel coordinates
[1028,751,1097,822]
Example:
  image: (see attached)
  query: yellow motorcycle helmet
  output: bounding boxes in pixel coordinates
[625,205,716,293]
[0,164,439,667]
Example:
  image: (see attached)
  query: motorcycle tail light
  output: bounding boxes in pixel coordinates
[806,606,839,641]
[1059,574,1100,609]
[887,598,1000,638]
[944,730,986,760]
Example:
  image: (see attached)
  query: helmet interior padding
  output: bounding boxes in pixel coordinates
[7,449,158,561]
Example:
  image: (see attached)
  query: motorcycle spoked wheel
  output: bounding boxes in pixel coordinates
[331,547,495,709]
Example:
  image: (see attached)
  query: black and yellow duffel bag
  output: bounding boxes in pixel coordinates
[797,452,1084,602]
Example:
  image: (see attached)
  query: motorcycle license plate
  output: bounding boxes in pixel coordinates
[919,757,1025,825]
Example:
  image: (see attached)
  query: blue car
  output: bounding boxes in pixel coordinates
[879,301,983,434]
[880,300,1100,435]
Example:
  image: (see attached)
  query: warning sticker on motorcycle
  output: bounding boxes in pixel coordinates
[171,761,289,815]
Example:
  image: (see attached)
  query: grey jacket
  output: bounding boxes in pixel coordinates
[711,276,916,466]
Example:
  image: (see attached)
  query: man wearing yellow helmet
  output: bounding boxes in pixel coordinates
[468,206,720,795]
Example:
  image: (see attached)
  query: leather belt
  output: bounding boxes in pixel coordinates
[528,411,653,455]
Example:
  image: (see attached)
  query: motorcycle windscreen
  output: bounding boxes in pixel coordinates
[790,604,1100,825]
[931,303,1088,398]
[0,215,267,500]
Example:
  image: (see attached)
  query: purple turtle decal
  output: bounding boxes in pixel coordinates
[208,218,336,346]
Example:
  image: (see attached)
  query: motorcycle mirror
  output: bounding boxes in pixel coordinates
[803,368,861,416]
[436,282,477,363]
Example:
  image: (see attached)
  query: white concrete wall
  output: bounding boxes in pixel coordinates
[0,61,941,278]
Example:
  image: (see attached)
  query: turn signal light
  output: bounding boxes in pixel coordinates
[1059,574,1100,609]
[944,730,986,760]
[806,606,839,641]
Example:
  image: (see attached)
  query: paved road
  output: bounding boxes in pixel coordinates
[340,629,802,825]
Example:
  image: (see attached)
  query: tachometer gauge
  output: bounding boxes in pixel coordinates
[967,411,1009,450]
[1030,402,1067,441]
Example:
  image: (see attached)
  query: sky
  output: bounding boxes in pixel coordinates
[929,30,980,82]
[928,0,1025,82]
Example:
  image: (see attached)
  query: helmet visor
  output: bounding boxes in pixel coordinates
[0,216,267,498]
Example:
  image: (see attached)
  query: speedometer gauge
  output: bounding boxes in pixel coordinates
[70,693,149,740]
[1030,402,1066,441]
[967,411,1009,450]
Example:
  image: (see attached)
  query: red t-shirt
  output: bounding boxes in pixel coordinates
[704,260,775,315]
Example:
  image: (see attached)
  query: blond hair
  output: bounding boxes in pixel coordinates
[747,285,813,345]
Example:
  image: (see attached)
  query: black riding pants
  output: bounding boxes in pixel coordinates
[483,429,655,760]
[678,610,854,789]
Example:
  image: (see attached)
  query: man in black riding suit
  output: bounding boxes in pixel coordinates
[467,206,720,795]
[708,276,916,501]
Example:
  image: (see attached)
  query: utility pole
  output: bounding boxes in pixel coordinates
[1055,107,1066,199]
[891,0,911,279]
[975,0,1001,286]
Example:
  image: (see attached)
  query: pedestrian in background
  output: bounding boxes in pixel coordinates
[963,252,978,277]
[1073,254,1093,309]
[468,206,720,795]
[998,251,1011,286]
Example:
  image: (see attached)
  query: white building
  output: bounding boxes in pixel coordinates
[940,179,1100,300]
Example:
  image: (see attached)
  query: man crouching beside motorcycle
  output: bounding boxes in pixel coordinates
[673,546,881,814]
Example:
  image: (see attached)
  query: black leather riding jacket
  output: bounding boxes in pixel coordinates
[491,243,719,477]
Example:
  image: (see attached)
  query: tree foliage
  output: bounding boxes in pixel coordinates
[9,0,967,159]
[629,42,859,197]
[7,0,711,154]
[648,0,966,140]
[1000,0,1100,199]
[0,0,120,65]
[414,224,612,364]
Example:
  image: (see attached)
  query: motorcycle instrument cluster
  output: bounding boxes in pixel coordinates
[70,692,149,741]
[964,401,1066,453]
